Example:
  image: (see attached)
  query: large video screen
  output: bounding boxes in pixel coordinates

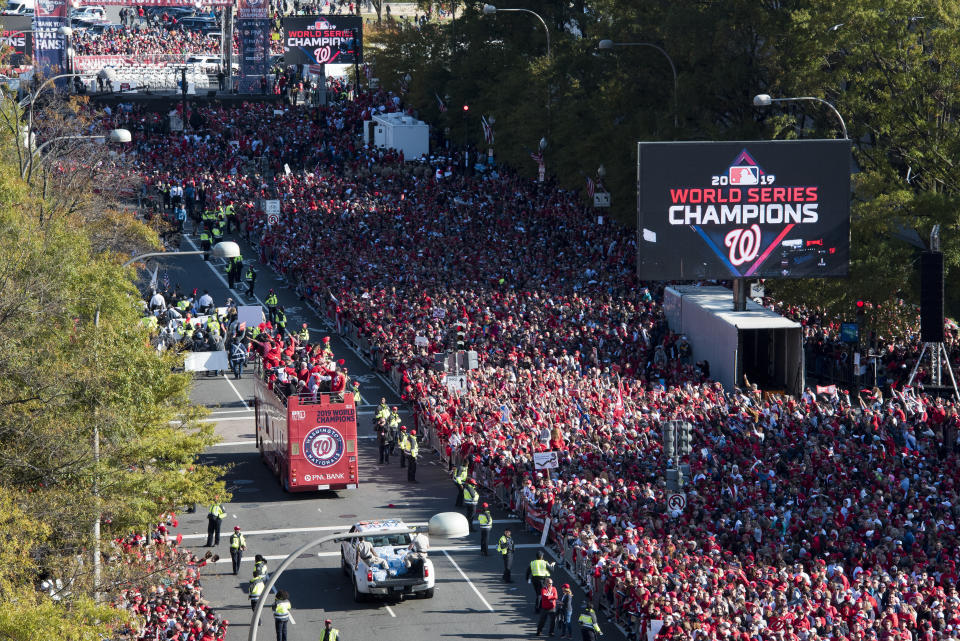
[637,140,851,280]
[0,16,31,66]
[282,15,362,66]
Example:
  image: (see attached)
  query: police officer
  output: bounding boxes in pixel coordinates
[206,498,225,546]
[244,265,257,297]
[497,528,515,582]
[275,306,288,336]
[272,590,292,641]
[454,461,468,506]
[297,322,309,342]
[377,419,391,464]
[526,551,556,612]
[230,525,247,575]
[463,478,479,531]
[320,619,341,641]
[265,289,278,323]
[407,430,419,482]
[398,424,409,468]
[375,397,390,424]
[477,503,493,555]
[249,572,265,611]
[578,605,603,640]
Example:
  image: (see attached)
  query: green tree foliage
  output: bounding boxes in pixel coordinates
[0,101,227,639]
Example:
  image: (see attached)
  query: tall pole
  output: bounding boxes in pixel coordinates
[92,306,101,600]
[182,67,188,129]
[248,528,412,641]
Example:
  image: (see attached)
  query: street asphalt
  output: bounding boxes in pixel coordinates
[151,225,626,641]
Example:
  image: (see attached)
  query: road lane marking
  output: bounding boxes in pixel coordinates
[208,409,255,415]
[209,440,253,447]
[198,417,253,423]
[181,520,522,540]
[384,605,397,618]
[211,542,541,563]
[442,550,494,612]
[222,375,250,410]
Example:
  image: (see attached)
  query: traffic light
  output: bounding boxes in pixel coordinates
[856,300,866,324]
[455,322,466,350]
[662,421,676,459]
[678,421,693,455]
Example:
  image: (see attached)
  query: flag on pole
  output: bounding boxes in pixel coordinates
[530,150,543,164]
[481,115,494,145]
[435,92,447,112]
[586,176,595,199]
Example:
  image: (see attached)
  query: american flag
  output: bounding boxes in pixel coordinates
[435,93,447,113]
[399,76,409,94]
[530,150,543,164]
[481,115,494,145]
[586,176,595,199]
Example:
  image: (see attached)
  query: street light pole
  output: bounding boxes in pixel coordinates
[22,128,131,180]
[598,40,678,128]
[752,93,848,139]
[248,514,469,641]
[122,241,241,267]
[482,4,550,58]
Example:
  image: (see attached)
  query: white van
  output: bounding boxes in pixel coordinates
[2,0,34,16]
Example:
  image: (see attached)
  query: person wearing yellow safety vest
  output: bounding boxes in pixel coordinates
[462,478,479,532]
[398,425,409,468]
[230,525,247,575]
[374,398,390,424]
[244,265,256,297]
[206,498,225,546]
[497,528,515,582]
[211,223,223,243]
[265,289,278,323]
[477,502,493,555]
[199,228,211,254]
[296,323,309,342]
[272,589,292,641]
[526,550,556,613]
[249,572,265,611]
[406,429,419,483]
[350,380,363,406]
[578,605,603,640]
[320,618,341,641]
[454,461,469,507]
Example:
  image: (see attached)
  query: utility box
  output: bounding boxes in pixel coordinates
[363,112,429,161]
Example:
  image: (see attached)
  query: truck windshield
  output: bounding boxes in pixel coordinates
[366,533,411,547]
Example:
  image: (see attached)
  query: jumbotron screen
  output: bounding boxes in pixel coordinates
[636,140,851,280]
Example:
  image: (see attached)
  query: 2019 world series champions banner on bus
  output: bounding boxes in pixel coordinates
[636,139,851,280]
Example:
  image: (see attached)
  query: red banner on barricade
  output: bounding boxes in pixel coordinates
[94,0,232,6]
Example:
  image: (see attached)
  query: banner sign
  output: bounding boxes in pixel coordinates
[1,16,32,66]
[73,54,184,72]
[637,140,851,280]
[237,0,270,93]
[33,0,67,74]
[292,401,357,485]
[282,15,362,66]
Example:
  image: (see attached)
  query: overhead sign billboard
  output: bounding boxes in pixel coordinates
[1,16,32,66]
[637,140,851,280]
[282,15,362,66]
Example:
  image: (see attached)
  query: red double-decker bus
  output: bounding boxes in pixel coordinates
[254,375,359,492]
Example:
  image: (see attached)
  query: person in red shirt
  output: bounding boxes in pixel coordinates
[536,577,559,636]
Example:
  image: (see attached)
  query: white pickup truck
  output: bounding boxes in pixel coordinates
[340,520,435,601]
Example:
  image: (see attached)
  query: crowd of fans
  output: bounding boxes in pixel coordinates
[110,520,228,641]
[73,24,226,57]
[103,81,960,641]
